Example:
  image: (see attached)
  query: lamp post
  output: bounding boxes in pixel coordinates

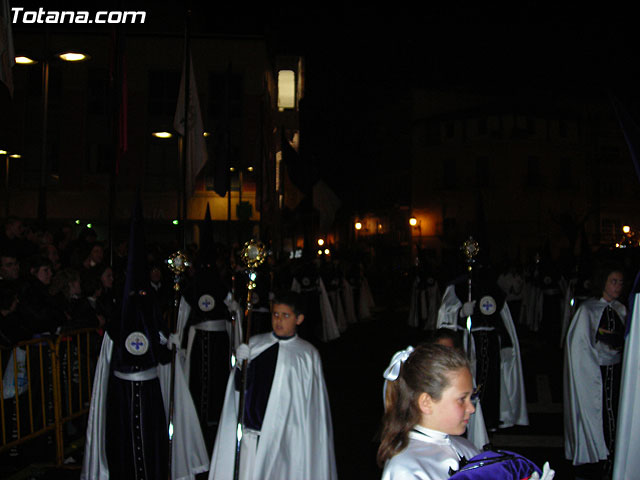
[16,49,90,225]
[2,150,21,218]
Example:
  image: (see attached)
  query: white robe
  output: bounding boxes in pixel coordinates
[613,293,640,480]
[208,332,338,480]
[381,425,480,480]
[564,297,626,466]
[437,285,529,431]
[81,334,210,480]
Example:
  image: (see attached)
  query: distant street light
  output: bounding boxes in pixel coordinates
[152,131,173,139]
[355,221,362,230]
[16,48,90,225]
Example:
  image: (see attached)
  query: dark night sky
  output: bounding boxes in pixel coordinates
[9,3,640,208]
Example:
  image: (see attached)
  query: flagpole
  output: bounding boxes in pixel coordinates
[180,8,191,251]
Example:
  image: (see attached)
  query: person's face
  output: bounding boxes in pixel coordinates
[150,267,162,283]
[101,267,113,289]
[69,279,81,297]
[46,245,60,266]
[89,245,104,265]
[0,256,20,280]
[34,265,52,286]
[419,367,475,436]
[602,271,624,302]
[271,303,304,337]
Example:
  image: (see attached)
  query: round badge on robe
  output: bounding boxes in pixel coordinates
[198,294,215,312]
[544,276,552,285]
[125,331,149,355]
[302,277,311,286]
[479,296,497,315]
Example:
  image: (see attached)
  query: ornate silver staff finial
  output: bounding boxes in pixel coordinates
[461,237,480,345]
[167,250,191,274]
[241,239,267,270]
[461,237,479,271]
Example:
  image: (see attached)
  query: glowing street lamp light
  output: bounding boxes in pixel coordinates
[15,56,37,65]
[409,217,418,227]
[317,238,325,246]
[355,222,362,231]
[152,131,173,139]
[622,225,631,234]
[58,52,90,62]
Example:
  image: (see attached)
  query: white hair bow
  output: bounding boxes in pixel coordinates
[383,346,414,381]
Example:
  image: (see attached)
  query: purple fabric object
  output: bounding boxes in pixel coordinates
[448,449,541,479]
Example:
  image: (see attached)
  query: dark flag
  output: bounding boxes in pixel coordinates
[281,127,314,195]
[0,0,14,97]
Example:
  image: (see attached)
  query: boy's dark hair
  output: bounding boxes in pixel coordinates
[27,255,53,273]
[430,328,462,350]
[591,261,624,297]
[272,290,305,317]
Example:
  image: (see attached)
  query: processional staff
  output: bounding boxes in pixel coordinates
[233,239,268,480]
[461,237,479,351]
[165,250,191,480]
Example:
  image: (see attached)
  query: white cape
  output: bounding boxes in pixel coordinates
[564,298,625,465]
[613,293,640,479]
[208,332,338,480]
[381,425,480,480]
[81,334,210,480]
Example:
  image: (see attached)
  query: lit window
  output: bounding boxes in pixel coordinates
[278,70,296,110]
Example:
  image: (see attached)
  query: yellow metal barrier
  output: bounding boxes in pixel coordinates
[0,328,101,468]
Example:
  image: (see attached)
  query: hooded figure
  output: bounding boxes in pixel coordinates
[81,194,208,480]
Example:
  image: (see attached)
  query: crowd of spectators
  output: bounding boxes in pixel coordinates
[0,216,176,349]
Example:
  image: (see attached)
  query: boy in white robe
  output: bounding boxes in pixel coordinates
[208,291,338,480]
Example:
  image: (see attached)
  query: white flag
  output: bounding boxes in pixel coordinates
[0,0,15,96]
[174,54,207,196]
[613,292,640,479]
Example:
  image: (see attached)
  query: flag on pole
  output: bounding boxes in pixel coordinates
[174,54,208,197]
[0,0,15,97]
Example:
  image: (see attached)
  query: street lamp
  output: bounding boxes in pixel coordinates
[16,49,90,225]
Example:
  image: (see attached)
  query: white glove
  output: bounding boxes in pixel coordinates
[235,343,251,362]
[459,300,476,318]
[529,462,555,480]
